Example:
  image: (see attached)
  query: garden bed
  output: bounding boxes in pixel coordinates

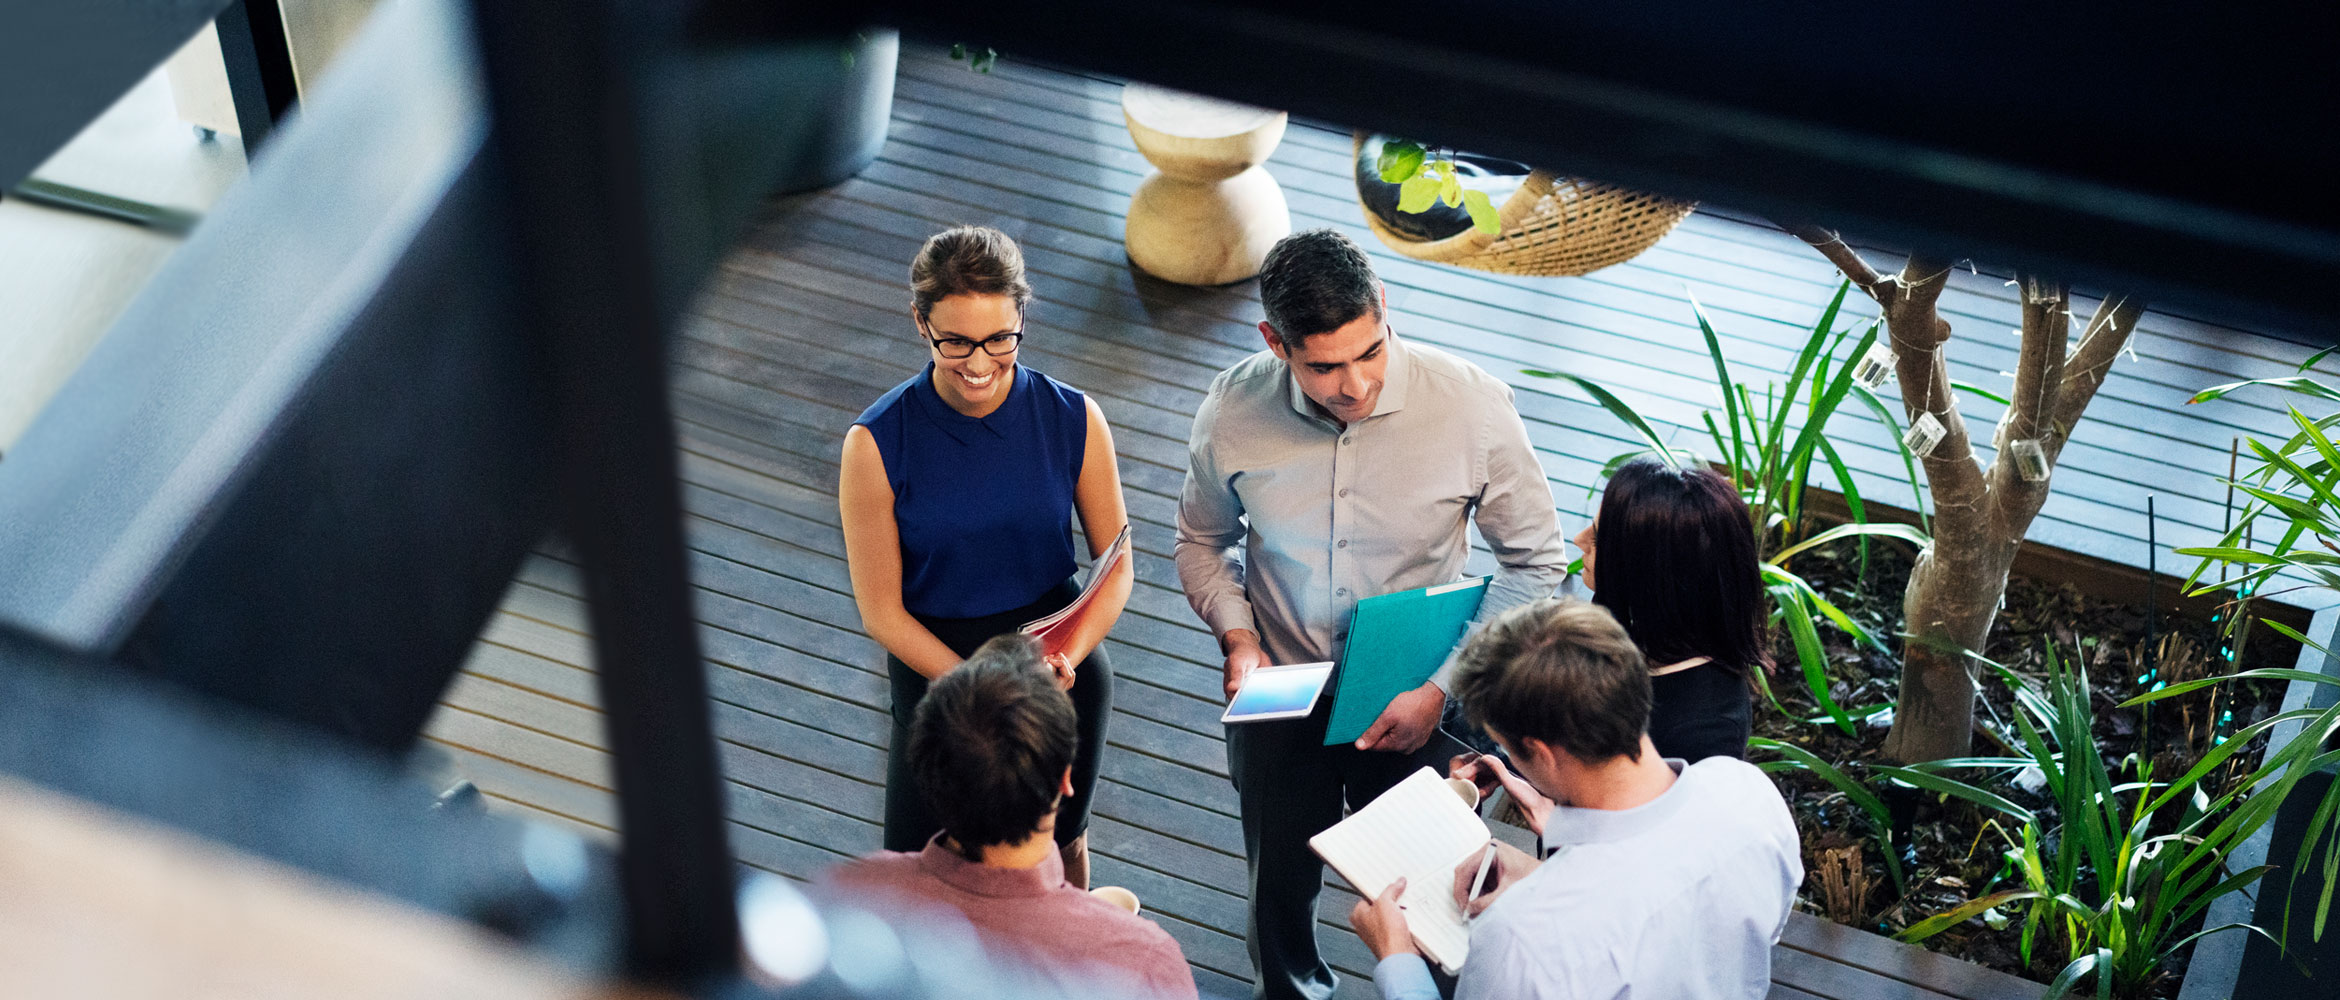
[1754,538,2300,999]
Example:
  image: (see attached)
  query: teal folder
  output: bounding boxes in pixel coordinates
[1322,575,1492,746]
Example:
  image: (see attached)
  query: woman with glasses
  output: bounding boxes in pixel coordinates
[839,225,1133,888]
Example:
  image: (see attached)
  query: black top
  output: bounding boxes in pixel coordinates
[1647,661,1752,762]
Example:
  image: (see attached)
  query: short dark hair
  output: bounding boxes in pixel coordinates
[1591,458,1771,682]
[907,634,1077,852]
[1257,228,1382,350]
[909,225,1033,323]
[1452,599,1650,763]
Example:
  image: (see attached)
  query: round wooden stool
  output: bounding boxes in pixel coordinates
[1121,84,1291,286]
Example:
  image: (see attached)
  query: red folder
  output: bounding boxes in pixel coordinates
[1020,524,1133,658]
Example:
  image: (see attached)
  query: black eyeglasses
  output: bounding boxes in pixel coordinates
[923,328,1024,359]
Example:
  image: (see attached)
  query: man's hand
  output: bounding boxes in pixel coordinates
[1044,651,1077,691]
[1450,841,1539,919]
[1450,753,1556,835]
[1221,629,1267,703]
[1355,682,1444,753]
[1348,879,1417,960]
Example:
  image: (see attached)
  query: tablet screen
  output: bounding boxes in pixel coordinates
[1222,662,1335,723]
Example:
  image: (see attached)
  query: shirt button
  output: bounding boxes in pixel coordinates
[1336,539,1348,549]
[1341,436,1353,445]
[1338,488,1351,498]
[1336,588,1350,596]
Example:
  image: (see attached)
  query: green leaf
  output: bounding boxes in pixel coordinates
[1770,581,1854,734]
[1375,141,1425,184]
[1688,292,1746,483]
[949,42,968,59]
[1767,564,1886,651]
[2170,545,2285,565]
[1438,170,1462,208]
[2044,949,2110,1000]
[1519,370,1684,468]
[2189,375,2340,405]
[1396,175,1440,214]
[2305,345,2339,373]
[1951,379,2014,406]
[1771,521,1932,564]
[1897,890,2045,943]
[1849,384,1929,530]
[972,48,998,73]
[1872,765,2037,824]
[1461,189,1500,235]
[1749,737,1888,827]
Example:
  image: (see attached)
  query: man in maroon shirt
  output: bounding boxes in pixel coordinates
[822,634,1198,1000]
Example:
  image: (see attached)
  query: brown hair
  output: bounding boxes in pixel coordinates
[1451,599,1651,763]
[907,633,1076,851]
[1258,228,1382,350]
[909,225,1033,323]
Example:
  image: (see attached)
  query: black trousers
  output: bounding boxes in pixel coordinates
[1228,694,1457,1000]
[882,577,1114,852]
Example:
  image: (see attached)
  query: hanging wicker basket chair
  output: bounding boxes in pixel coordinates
[1353,133,1695,277]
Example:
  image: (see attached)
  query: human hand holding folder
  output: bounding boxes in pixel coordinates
[1323,576,1490,747]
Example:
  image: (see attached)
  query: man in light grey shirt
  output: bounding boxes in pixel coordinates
[1174,229,1567,1000]
[1350,599,1802,1000]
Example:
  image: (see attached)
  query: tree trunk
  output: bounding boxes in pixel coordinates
[1888,540,2010,762]
[1792,226,2144,763]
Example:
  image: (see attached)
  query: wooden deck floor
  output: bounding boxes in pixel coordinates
[395,43,2340,999]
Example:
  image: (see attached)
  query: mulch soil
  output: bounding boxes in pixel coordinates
[1753,538,2297,998]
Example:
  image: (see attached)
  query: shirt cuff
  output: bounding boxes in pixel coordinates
[1205,603,1257,648]
[1372,953,1441,1000]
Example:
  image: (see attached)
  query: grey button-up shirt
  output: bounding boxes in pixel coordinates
[1174,334,1566,684]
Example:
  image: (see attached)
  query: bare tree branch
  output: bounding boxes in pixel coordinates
[1790,225,1890,301]
[2052,294,2145,436]
[2005,277,2071,445]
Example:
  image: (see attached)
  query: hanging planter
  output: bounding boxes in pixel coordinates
[1353,133,1696,277]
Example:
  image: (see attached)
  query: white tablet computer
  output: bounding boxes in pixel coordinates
[1221,662,1336,724]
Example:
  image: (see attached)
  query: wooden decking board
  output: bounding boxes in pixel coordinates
[870,58,2293,566]
[1778,914,2043,1000]
[843,141,2216,533]
[747,187,2179,576]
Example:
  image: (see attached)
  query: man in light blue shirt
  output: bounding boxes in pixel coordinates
[1176,229,1567,1000]
[1350,599,1802,1000]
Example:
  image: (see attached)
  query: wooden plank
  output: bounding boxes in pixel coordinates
[1770,944,1958,999]
[1778,913,2042,1000]
[842,76,2283,564]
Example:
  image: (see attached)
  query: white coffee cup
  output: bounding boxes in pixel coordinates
[1090,885,1141,915]
[1447,776,1481,810]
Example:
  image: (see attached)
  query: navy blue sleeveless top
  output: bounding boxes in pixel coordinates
[854,363,1087,619]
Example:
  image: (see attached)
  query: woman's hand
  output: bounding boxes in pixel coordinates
[1044,651,1077,690]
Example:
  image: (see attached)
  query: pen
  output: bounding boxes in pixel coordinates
[1464,840,1498,916]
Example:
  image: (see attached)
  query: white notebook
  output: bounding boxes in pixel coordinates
[1308,767,1490,975]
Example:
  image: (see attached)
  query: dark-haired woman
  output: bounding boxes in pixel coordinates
[1574,457,1769,762]
[839,226,1134,888]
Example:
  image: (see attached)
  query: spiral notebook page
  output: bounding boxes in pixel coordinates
[1308,768,1490,974]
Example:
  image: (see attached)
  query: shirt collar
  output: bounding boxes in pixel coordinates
[913,361,1017,445]
[1280,327,1413,426]
[1541,758,1691,854]
[916,833,1065,898]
